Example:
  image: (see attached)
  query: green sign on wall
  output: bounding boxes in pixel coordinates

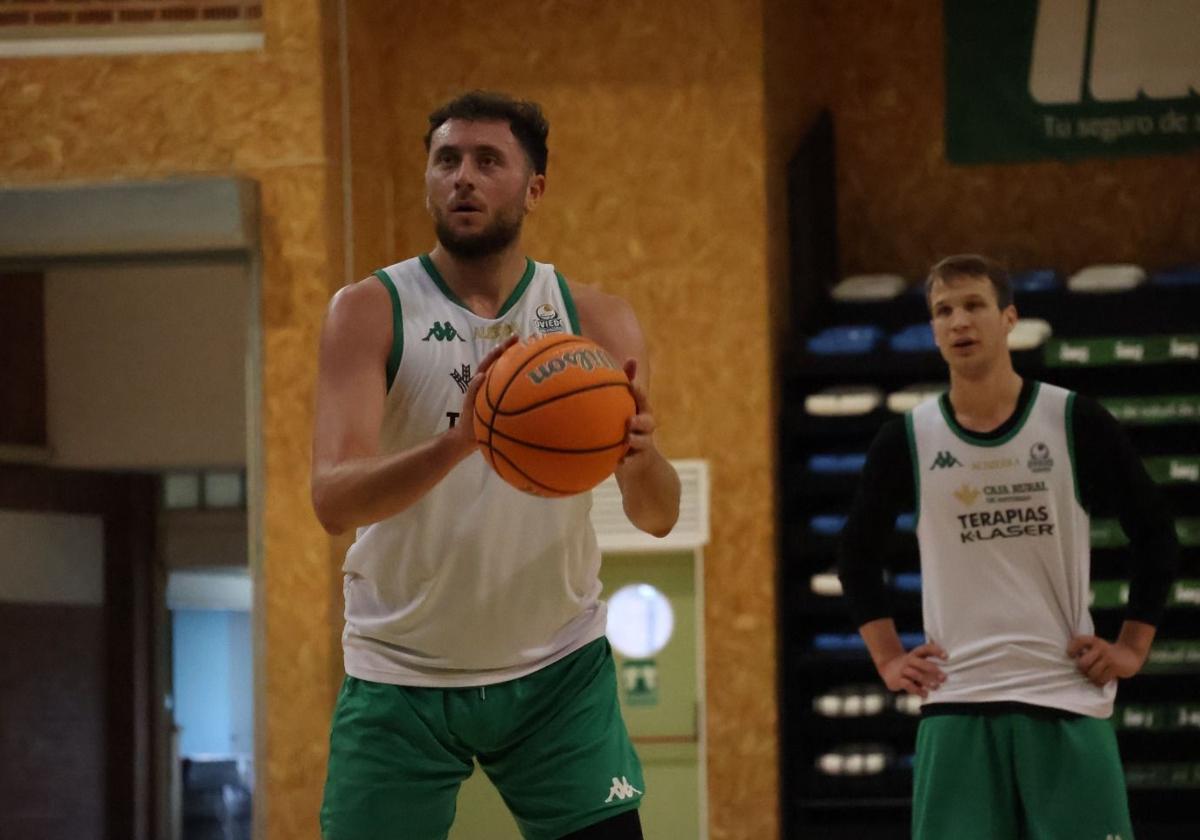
[945,0,1200,163]
[620,658,660,706]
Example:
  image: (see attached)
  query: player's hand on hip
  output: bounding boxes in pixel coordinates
[879,642,948,699]
[1068,635,1144,686]
[451,336,518,457]
[620,359,658,463]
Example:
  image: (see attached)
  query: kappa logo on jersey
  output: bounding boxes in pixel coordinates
[422,321,465,342]
[1028,441,1054,473]
[534,302,565,334]
[603,776,642,803]
[953,484,981,506]
[450,364,472,394]
[930,450,963,470]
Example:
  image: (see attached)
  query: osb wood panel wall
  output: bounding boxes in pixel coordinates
[0,3,346,837]
[348,1,780,837]
[795,0,1200,282]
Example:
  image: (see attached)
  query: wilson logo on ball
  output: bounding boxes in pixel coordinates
[527,348,621,385]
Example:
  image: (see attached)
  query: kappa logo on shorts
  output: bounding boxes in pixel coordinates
[603,776,642,803]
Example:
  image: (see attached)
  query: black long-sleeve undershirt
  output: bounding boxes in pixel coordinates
[836,379,1180,629]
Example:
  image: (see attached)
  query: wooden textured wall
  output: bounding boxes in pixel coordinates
[347,2,780,837]
[0,3,345,838]
[778,0,1200,284]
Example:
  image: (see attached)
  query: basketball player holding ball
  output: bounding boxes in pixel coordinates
[311,91,681,840]
[837,255,1178,839]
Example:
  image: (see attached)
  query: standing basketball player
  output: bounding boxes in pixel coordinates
[837,255,1178,838]
[311,91,681,840]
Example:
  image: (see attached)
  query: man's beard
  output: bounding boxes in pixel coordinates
[435,205,524,259]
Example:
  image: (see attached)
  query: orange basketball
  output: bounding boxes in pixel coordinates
[473,333,635,497]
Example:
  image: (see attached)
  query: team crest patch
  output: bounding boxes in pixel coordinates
[534,302,565,334]
[1028,442,1054,473]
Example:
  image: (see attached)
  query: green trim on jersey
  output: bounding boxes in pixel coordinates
[1066,391,1083,508]
[374,269,404,392]
[418,253,465,308]
[937,381,1042,447]
[555,270,582,334]
[417,253,536,318]
[498,258,537,317]
[905,412,921,522]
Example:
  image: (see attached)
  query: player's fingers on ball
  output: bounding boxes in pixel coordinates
[622,358,638,382]
[626,380,649,414]
[628,413,656,435]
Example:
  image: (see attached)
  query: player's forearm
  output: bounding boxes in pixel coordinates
[616,449,681,538]
[859,617,907,678]
[312,432,473,535]
[1116,619,1157,669]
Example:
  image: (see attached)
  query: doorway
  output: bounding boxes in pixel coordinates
[0,177,262,840]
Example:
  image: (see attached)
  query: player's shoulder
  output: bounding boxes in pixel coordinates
[561,277,639,339]
[565,277,633,315]
[1064,389,1124,439]
[322,274,393,347]
[330,273,390,311]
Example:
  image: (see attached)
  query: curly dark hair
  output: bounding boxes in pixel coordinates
[424,90,550,176]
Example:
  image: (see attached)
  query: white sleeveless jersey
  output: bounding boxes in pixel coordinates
[340,254,607,687]
[908,382,1115,717]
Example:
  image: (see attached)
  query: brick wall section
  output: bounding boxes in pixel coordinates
[0,1,261,29]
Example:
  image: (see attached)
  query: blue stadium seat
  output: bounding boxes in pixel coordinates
[1150,264,1200,287]
[890,323,936,353]
[1011,268,1061,294]
[807,325,884,355]
[813,632,925,652]
[808,453,868,474]
[810,514,848,535]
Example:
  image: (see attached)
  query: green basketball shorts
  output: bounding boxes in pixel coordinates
[912,711,1134,840]
[320,637,644,840]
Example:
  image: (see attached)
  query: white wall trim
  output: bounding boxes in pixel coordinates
[0,32,263,58]
[591,459,710,552]
[167,568,252,612]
